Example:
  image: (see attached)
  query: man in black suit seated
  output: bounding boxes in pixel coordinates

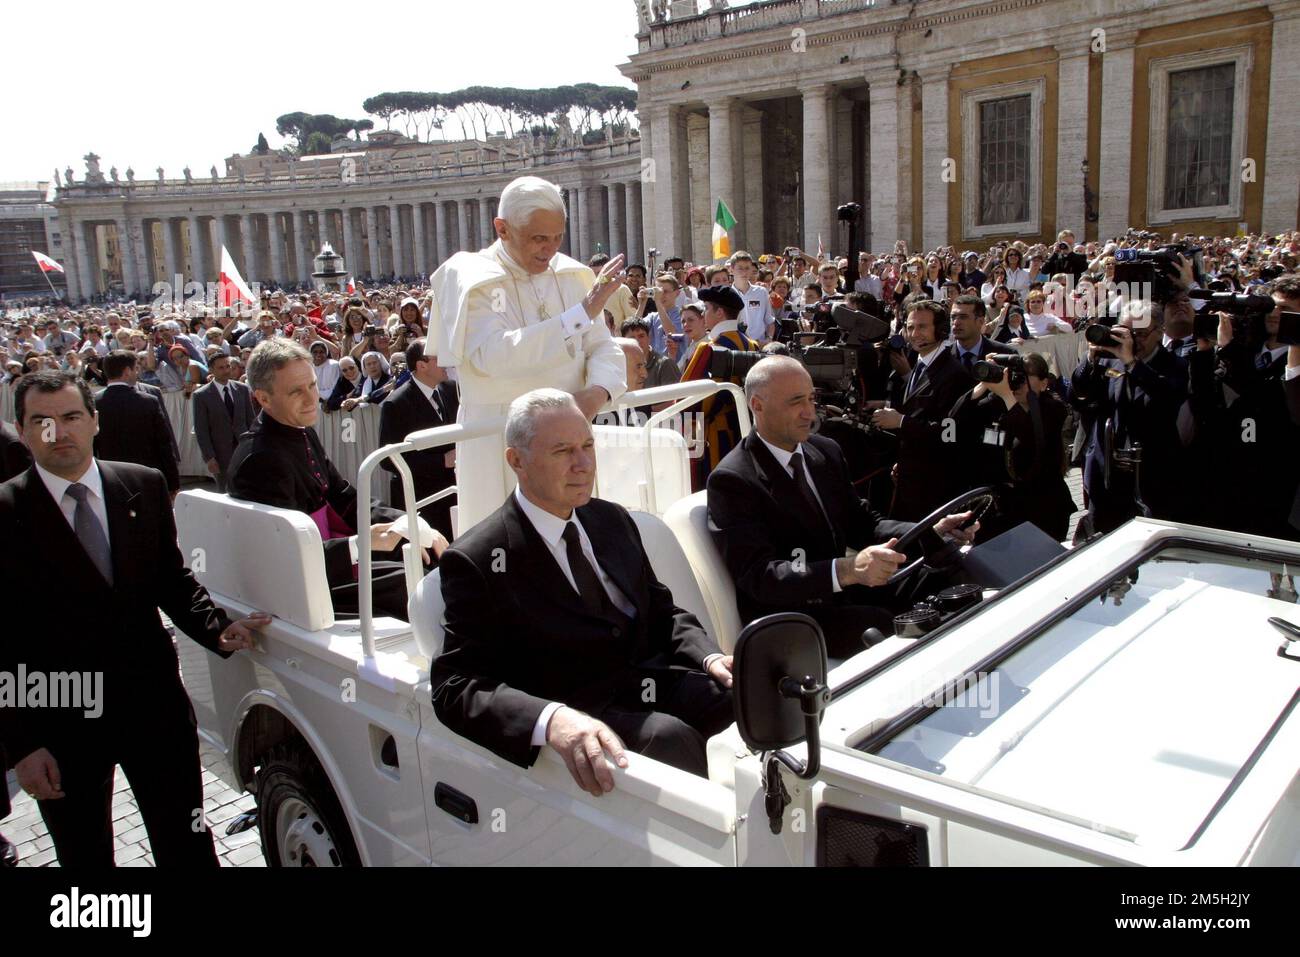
[708,356,978,658]
[870,300,976,520]
[432,388,733,792]
[948,295,1017,372]
[228,339,446,620]
[0,371,269,866]
[378,338,459,538]
[93,350,180,498]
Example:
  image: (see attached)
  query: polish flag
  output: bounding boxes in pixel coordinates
[32,251,64,273]
[346,276,356,294]
[217,245,256,310]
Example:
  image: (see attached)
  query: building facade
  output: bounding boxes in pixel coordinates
[49,0,1300,300]
[0,183,67,297]
[625,0,1300,261]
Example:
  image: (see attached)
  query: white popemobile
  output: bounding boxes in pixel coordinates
[174,380,1300,866]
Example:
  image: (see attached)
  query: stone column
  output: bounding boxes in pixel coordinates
[132,219,152,292]
[649,103,689,258]
[1056,39,1093,240]
[115,218,140,296]
[411,203,427,277]
[866,68,900,252]
[574,187,589,261]
[707,96,736,259]
[608,183,626,256]
[291,209,311,283]
[477,198,493,251]
[75,221,98,299]
[61,219,83,303]
[919,65,951,252]
[366,207,381,278]
[268,212,286,286]
[801,84,833,255]
[342,208,358,277]
[162,217,180,286]
[624,181,643,264]
[388,203,405,276]
[187,214,208,282]
[1098,28,1138,241]
[590,186,610,256]
[434,201,449,265]
[456,199,471,253]
[214,215,233,275]
[1263,0,1300,233]
[239,213,258,283]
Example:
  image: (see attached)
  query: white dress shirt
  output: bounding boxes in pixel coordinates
[755,434,844,593]
[413,377,445,416]
[512,486,721,745]
[35,459,111,549]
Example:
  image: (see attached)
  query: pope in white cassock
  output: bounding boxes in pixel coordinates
[428,176,629,532]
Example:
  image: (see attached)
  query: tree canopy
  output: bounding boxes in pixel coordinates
[275,113,375,154]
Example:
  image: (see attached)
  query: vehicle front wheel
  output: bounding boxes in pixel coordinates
[255,742,360,867]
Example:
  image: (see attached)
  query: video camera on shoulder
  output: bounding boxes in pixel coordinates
[1113,243,1203,302]
[1188,290,1274,339]
[972,353,1028,389]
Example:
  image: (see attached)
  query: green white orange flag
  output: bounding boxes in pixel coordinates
[712,199,736,262]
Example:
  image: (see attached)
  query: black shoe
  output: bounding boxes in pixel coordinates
[0,834,17,868]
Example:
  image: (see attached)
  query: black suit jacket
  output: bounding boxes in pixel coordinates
[0,420,32,483]
[93,383,181,491]
[192,379,255,470]
[893,347,975,519]
[431,494,719,769]
[137,381,180,463]
[0,461,232,765]
[378,379,459,529]
[707,432,913,626]
[949,337,1017,368]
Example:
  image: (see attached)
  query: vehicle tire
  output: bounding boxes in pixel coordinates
[255,742,361,867]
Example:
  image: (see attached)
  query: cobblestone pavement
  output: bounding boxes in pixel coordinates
[6,471,1088,867]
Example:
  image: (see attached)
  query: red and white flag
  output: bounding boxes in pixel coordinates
[32,251,64,274]
[217,245,256,310]
[346,276,356,294]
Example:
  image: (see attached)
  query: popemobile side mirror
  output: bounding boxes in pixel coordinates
[733,613,831,834]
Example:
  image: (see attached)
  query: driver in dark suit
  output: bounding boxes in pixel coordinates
[708,356,978,658]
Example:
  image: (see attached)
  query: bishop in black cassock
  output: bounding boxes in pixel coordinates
[227,411,425,620]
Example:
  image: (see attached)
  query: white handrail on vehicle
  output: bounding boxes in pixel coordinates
[352,379,750,672]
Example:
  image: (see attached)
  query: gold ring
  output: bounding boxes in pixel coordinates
[596,275,611,286]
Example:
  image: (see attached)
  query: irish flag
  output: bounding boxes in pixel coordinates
[712,199,736,262]
[217,245,256,310]
[32,251,64,273]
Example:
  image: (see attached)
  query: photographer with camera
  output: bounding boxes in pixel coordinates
[1192,277,1300,540]
[1070,295,1190,536]
[870,299,975,521]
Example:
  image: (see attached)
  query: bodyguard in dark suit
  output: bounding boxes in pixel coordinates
[708,357,977,657]
[432,389,732,790]
[948,295,1016,374]
[378,338,458,537]
[1070,303,1189,535]
[192,353,255,492]
[93,350,180,495]
[0,371,268,866]
[871,300,975,520]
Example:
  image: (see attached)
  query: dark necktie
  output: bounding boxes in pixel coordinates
[562,522,616,618]
[960,351,975,373]
[222,384,235,420]
[1256,351,1274,372]
[907,362,927,400]
[66,483,113,585]
[428,388,443,421]
[789,452,831,535]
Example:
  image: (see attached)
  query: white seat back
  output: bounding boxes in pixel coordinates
[409,568,446,659]
[175,489,335,632]
[629,510,718,647]
[593,424,690,517]
[663,491,742,654]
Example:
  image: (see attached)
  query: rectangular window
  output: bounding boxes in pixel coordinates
[1163,63,1235,211]
[977,95,1031,227]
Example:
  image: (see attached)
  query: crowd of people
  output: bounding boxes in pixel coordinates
[3,169,1299,866]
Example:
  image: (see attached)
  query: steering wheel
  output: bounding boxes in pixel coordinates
[886,487,997,587]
